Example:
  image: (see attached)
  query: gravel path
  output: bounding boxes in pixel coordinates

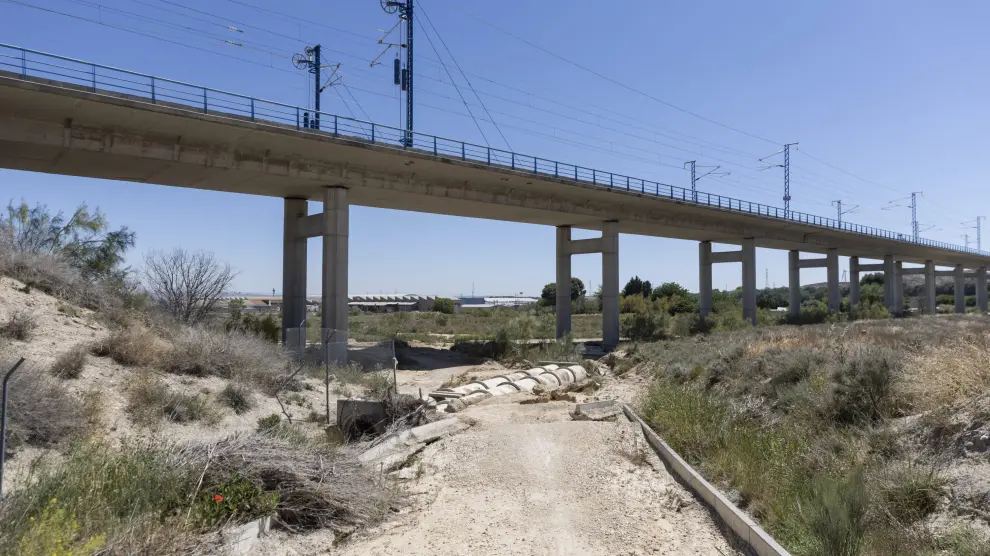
[331,396,740,556]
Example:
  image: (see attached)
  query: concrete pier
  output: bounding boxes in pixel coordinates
[924,261,936,313]
[282,197,308,347]
[892,261,903,315]
[602,221,620,350]
[321,187,349,362]
[826,248,840,313]
[883,255,896,313]
[978,266,988,312]
[555,226,572,340]
[788,250,801,319]
[849,256,860,308]
[699,241,713,320]
[741,238,757,326]
[955,264,966,313]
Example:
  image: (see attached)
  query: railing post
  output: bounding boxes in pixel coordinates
[371,123,376,143]
[433,136,438,155]
[626,176,630,190]
[20,50,26,77]
[462,143,466,160]
[554,161,558,177]
[511,153,515,169]
[250,98,255,121]
[487,148,490,164]
[202,89,207,113]
[593,169,597,184]
[574,166,578,180]
[91,64,96,92]
[150,77,156,104]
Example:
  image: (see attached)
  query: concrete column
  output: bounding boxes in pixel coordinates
[883,255,895,313]
[849,256,861,308]
[892,261,903,315]
[955,263,966,314]
[924,261,936,314]
[827,248,840,313]
[282,197,308,347]
[321,187,349,363]
[978,266,988,312]
[555,226,572,339]
[741,238,757,326]
[699,241,713,319]
[788,250,801,319]
[601,221,620,350]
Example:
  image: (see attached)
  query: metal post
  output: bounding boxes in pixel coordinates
[783,143,793,218]
[334,115,338,136]
[461,143,465,160]
[20,49,26,77]
[151,77,156,104]
[433,136,437,155]
[91,65,96,92]
[371,123,375,143]
[313,44,321,131]
[911,192,918,241]
[250,98,255,121]
[203,88,208,113]
[296,107,300,130]
[405,0,414,148]
[0,358,26,498]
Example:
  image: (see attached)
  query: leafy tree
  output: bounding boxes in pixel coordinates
[1,200,135,280]
[860,283,884,305]
[622,276,649,297]
[540,278,586,305]
[433,297,456,314]
[651,282,690,300]
[757,287,789,310]
[861,273,884,286]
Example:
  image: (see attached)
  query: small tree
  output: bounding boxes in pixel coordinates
[144,248,236,324]
[622,276,645,297]
[861,273,884,286]
[433,297,455,314]
[651,282,690,300]
[539,278,586,305]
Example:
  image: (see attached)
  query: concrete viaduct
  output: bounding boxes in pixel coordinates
[2,47,988,360]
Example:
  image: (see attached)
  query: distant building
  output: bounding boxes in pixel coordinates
[348,294,455,313]
[458,295,539,310]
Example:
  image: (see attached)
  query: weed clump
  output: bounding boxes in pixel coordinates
[1,310,38,340]
[50,343,88,378]
[220,383,255,414]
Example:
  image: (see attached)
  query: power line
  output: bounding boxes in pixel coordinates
[430,0,779,145]
[2,0,300,75]
[417,1,511,150]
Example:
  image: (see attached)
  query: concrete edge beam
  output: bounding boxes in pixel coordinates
[899,268,926,276]
[796,258,828,269]
[621,404,791,556]
[295,213,324,239]
[711,250,743,264]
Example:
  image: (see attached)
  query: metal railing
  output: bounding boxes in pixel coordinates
[1,43,985,258]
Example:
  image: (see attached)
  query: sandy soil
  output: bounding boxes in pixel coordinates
[259,394,740,556]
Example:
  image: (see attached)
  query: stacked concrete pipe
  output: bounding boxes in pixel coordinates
[430,364,587,412]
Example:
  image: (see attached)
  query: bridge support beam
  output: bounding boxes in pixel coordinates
[827,248,840,314]
[555,222,620,351]
[892,261,903,315]
[955,264,966,313]
[788,250,801,319]
[849,256,860,309]
[321,186,349,363]
[282,197,308,348]
[555,226,572,340]
[699,241,713,320]
[924,261,936,314]
[978,266,988,313]
[883,255,896,313]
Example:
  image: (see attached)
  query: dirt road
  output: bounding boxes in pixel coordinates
[335,396,740,555]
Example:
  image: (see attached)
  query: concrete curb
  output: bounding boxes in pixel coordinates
[621,404,791,556]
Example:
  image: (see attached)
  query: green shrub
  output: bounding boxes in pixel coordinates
[256,413,281,432]
[619,294,649,315]
[219,383,254,414]
[802,470,870,556]
[191,473,278,528]
[433,297,456,314]
[16,499,106,556]
[125,371,219,426]
[828,346,903,425]
[877,463,945,524]
[850,301,890,321]
[621,311,668,341]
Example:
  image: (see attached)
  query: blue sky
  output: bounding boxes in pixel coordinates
[2,0,988,296]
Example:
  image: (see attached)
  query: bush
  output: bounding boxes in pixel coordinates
[162,327,284,385]
[802,470,870,556]
[433,297,455,314]
[621,312,668,341]
[850,300,890,321]
[4,363,83,451]
[98,325,162,367]
[877,463,946,524]
[16,499,106,556]
[219,383,255,414]
[0,310,38,340]
[50,343,88,379]
[619,294,649,315]
[125,371,218,426]
[828,346,903,425]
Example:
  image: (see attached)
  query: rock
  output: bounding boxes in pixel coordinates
[519,394,551,405]
[550,391,577,402]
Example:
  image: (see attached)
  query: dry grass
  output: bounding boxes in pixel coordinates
[439,370,472,389]
[50,342,88,378]
[901,336,990,412]
[124,370,220,427]
[174,431,397,532]
[94,325,164,367]
[0,310,38,341]
[4,361,83,450]
[161,326,285,386]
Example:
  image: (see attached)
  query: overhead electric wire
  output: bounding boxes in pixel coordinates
[220,0,374,42]
[417,1,511,150]
[429,0,779,145]
[413,13,490,146]
[2,0,300,75]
